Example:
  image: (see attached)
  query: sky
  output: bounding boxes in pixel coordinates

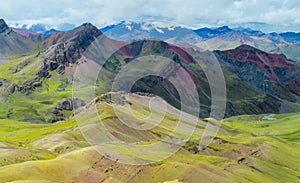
[0,0,299,32]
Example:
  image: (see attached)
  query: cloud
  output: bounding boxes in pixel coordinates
[1,0,300,32]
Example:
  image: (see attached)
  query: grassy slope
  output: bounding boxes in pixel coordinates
[0,94,299,182]
[0,51,74,122]
[1,46,298,123]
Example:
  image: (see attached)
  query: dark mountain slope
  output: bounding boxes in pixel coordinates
[217,45,300,98]
[0,19,43,59]
[97,40,298,117]
[0,22,127,122]
[0,22,299,122]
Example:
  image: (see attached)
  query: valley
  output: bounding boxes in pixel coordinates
[0,93,299,182]
[0,16,299,183]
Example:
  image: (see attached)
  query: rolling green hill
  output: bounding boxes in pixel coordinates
[0,20,299,182]
[0,93,299,182]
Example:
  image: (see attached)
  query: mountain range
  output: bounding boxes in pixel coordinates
[0,18,299,123]
[0,18,300,182]
[0,19,44,60]
[100,21,300,62]
[7,20,300,63]
[1,92,299,182]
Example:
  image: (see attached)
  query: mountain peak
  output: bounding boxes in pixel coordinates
[235,44,261,52]
[40,22,104,77]
[215,25,232,32]
[71,22,101,36]
[79,22,96,29]
[44,22,102,47]
[0,19,9,33]
[222,44,298,82]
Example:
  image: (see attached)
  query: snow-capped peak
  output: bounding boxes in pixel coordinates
[126,25,132,30]
[123,20,184,32]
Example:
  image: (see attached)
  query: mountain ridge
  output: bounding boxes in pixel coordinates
[99,20,300,62]
[0,20,299,122]
[0,19,44,58]
[4,18,300,62]
[0,19,300,182]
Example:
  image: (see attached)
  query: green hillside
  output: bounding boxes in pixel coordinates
[0,93,299,183]
[0,51,74,122]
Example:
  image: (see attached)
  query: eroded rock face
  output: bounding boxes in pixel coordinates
[0,78,7,87]
[48,98,86,123]
[58,98,86,111]
[8,84,17,94]
[7,79,42,95]
[39,23,102,78]
[50,108,65,123]
[94,92,131,106]
[37,67,51,78]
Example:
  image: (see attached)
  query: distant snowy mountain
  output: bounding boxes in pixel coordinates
[100,21,266,41]
[193,26,233,39]
[100,21,300,62]
[43,29,59,36]
[10,23,73,36]
[100,21,191,41]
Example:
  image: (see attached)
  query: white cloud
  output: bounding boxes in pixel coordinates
[0,0,299,32]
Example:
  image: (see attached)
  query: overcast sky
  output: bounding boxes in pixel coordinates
[1,0,299,32]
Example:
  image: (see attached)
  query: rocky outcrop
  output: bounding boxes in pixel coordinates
[7,79,42,95]
[8,84,17,94]
[50,108,65,123]
[47,98,87,123]
[94,92,131,106]
[58,98,86,111]
[39,23,103,78]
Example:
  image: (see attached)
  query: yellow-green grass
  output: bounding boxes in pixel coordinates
[223,112,300,142]
[0,95,299,182]
[0,51,77,122]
